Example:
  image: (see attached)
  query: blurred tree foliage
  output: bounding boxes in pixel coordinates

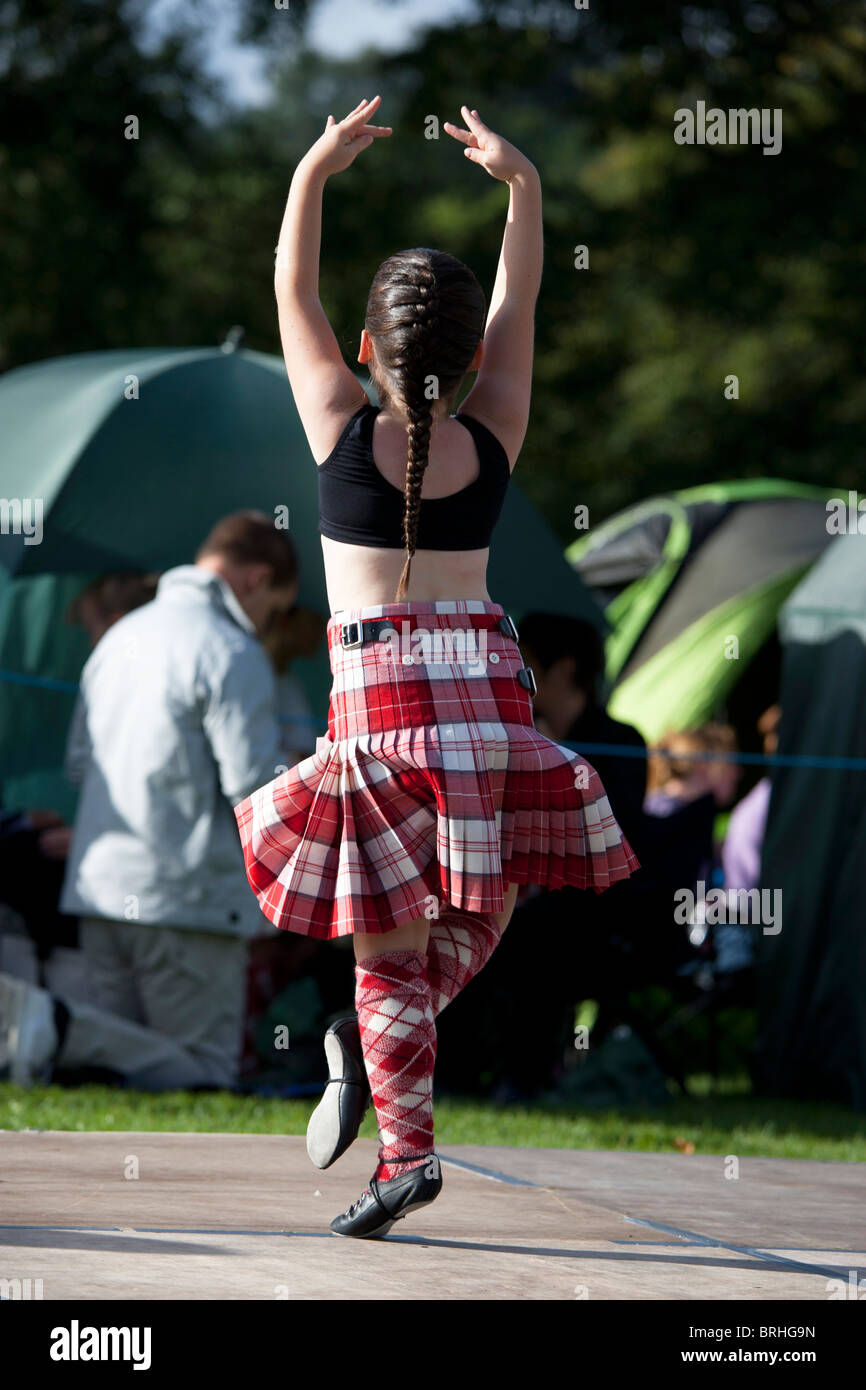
[1,0,863,532]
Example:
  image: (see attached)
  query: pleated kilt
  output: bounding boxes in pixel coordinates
[234,599,640,940]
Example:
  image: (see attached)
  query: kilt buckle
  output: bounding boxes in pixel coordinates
[341,620,364,649]
[518,666,537,696]
[498,613,519,642]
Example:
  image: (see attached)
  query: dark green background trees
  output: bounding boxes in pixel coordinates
[2,0,863,535]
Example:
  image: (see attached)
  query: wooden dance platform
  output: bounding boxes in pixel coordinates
[1,1131,863,1300]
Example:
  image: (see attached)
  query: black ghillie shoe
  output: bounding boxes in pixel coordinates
[330,1154,443,1240]
[306,1017,372,1169]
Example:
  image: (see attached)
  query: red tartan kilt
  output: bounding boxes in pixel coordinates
[234,599,640,939]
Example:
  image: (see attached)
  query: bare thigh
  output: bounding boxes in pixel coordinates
[352,882,521,963]
[492,881,521,935]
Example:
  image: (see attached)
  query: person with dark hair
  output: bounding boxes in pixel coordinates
[195,510,299,591]
[66,572,162,648]
[716,704,780,989]
[0,513,296,1091]
[517,613,647,855]
[233,97,638,1238]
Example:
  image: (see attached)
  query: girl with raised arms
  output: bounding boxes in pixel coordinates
[234,97,639,1238]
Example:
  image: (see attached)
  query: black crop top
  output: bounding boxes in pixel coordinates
[317,401,511,550]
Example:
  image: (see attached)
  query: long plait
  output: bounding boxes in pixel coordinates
[394,264,440,600]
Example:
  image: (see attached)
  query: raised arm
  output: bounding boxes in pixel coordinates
[274,97,392,462]
[444,107,543,468]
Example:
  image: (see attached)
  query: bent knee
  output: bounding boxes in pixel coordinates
[494,882,520,934]
[353,915,430,962]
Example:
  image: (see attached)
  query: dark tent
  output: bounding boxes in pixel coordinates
[756,533,866,1110]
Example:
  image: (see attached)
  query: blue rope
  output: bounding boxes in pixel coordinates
[557,741,866,773]
[1,669,864,771]
[0,668,80,693]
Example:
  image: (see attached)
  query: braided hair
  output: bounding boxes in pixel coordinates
[364,249,486,600]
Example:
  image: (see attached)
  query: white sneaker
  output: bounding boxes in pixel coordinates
[0,973,59,1085]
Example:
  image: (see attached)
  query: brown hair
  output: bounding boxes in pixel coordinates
[66,572,160,625]
[261,606,327,674]
[647,723,738,794]
[364,248,486,599]
[195,510,298,588]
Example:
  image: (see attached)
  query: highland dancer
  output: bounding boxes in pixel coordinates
[234,97,639,1238]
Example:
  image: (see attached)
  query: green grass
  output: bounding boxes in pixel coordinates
[2,1075,864,1161]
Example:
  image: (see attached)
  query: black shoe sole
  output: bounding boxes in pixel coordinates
[306,1020,371,1169]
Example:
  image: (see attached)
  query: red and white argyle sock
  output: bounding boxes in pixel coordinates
[425,906,503,1016]
[354,949,437,1184]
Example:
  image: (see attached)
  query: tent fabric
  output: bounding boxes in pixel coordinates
[574,502,683,597]
[607,568,808,742]
[0,348,327,586]
[568,479,828,607]
[756,534,866,1110]
[0,570,90,819]
[566,481,838,736]
[621,497,831,680]
[778,535,866,646]
[598,500,693,681]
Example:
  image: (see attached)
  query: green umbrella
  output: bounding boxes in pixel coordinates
[0,344,601,622]
[0,345,603,811]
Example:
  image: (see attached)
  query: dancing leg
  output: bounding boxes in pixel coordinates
[349,886,519,1185]
[424,883,520,1015]
[353,925,436,1183]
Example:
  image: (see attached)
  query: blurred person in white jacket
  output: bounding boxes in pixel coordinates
[0,511,297,1090]
[0,573,159,993]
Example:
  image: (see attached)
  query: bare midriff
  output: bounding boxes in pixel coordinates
[321,534,492,614]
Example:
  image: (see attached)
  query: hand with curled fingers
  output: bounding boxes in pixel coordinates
[444,106,536,183]
[304,95,393,177]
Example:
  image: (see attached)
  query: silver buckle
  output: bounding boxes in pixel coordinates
[499,613,519,642]
[341,621,364,649]
[518,666,537,696]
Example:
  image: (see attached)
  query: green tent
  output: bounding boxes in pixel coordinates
[0,346,603,816]
[756,533,866,1110]
[566,481,841,742]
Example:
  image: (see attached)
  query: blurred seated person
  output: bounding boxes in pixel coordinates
[717,704,780,992]
[0,800,78,980]
[644,721,741,893]
[0,573,160,983]
[643,723,741,979]
[645,722,741,821]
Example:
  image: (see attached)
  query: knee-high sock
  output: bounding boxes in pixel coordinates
[354,949,436,1183]
[425,906,503,1016]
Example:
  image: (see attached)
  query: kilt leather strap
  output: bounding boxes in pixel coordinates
[340,612,520,649]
